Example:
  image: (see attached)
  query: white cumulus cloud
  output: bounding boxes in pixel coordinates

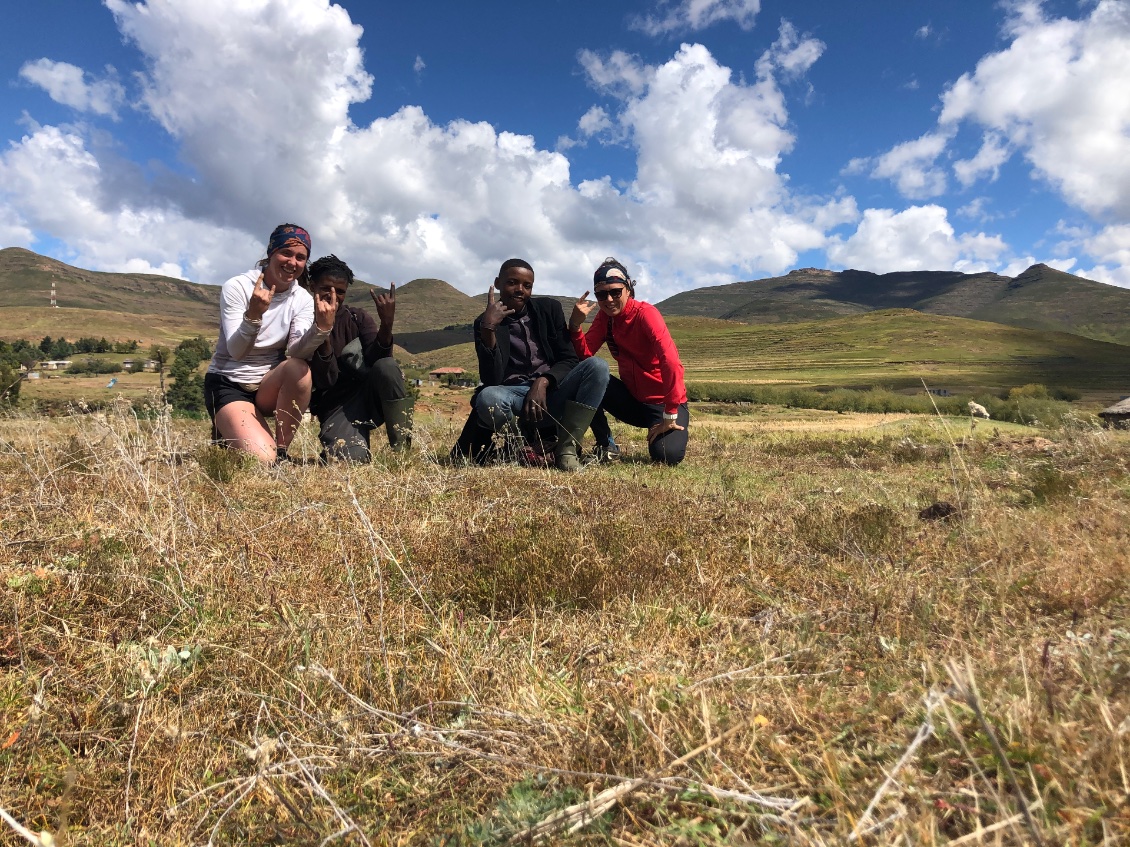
[630,0,761,37]
[826,205,1005,273]
[1079,223,1130,287]
[0,123,257,281]
[570,38,854,297]
[953,132,1010,187]
[862,131,950,199]
[578,106,612,138]
[0,0,853,301]
[19,59,125,118]
[871,0,1130,225]
[756,20,825,81]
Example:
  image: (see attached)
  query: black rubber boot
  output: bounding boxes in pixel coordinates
[381,396,414,451]
[554,401,598,472]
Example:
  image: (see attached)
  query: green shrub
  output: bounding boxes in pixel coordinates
[166,338,211,414]
[67,357,124,375]
[1008,383,1050,400]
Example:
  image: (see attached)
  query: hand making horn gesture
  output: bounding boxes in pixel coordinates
[371,281,396,328]
[481,285,514,331]
[568,290,596,331]
[245,272,275,321]
[314,282,338,332]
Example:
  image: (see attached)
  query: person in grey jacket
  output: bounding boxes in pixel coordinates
[204,223,329,463]
[306,255,412,462]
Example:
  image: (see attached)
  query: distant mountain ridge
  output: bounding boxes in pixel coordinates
[655,264,1130,345]
[0,247,593,346]
[0,247,486,342]
[3,246,1130,348]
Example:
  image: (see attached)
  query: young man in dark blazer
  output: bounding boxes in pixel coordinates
[465,258,608,471]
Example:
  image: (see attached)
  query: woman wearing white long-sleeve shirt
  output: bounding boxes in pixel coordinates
[204,223,330,463]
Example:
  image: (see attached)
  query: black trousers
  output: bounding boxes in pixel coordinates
[316,358,406,462]
[590,376,690,465]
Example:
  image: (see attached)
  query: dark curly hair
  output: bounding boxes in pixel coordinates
[308,254,355,287]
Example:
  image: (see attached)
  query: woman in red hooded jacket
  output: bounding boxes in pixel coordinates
[569,257,689,465]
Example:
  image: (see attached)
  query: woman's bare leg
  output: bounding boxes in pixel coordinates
[214,400,277,463]
[257,357,311,450]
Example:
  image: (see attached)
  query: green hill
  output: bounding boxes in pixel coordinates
[656,264,1130,345]
[665,308,1130,393]
[409,310,1130,401]
[344,277,486,334]
[4,246,1128,400]
[965,264,1130,344]
[0,247,219,343]
[0,248,492,342]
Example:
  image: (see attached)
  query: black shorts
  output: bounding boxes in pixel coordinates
[204,372,260,421]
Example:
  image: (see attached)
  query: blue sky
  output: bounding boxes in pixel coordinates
[1,0,1128,300]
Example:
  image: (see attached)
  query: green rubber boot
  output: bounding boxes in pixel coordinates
[381,396,414,451]
[554,401,598,472]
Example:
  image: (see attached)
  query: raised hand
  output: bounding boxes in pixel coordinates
[314,284,338,331]
[246,273,275,321]
[569,290,596,331]
[481,285,513,331]
[371,282,396,329]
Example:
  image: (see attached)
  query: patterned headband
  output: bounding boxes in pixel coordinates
[267,225,311,256]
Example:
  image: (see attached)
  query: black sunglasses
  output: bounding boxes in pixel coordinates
[595,287,626,301]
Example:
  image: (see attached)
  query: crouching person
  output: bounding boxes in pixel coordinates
[569,257,689,465]
[466,258,609,471]
[205,223,323,464]
[307,255,413,462]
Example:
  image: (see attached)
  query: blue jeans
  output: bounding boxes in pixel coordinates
[474,357,609,431]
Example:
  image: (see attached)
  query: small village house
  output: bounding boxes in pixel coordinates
[428,366,467,386]
[1099,397,1130,429]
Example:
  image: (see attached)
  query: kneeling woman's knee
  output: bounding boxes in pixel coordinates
[649,442,686,465]
[649,429,688,465]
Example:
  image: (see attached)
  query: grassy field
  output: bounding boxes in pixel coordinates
[20,372,166,405]
[1,307,215,348]
[1,397,1127,845]
[395,309,1130,410]
[666,310,1130,398]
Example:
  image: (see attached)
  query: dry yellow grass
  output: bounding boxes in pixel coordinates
[1,401,1127,845]
[702,411,919,432]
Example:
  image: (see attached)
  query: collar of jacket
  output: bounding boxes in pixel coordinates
[608,296,641,330]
